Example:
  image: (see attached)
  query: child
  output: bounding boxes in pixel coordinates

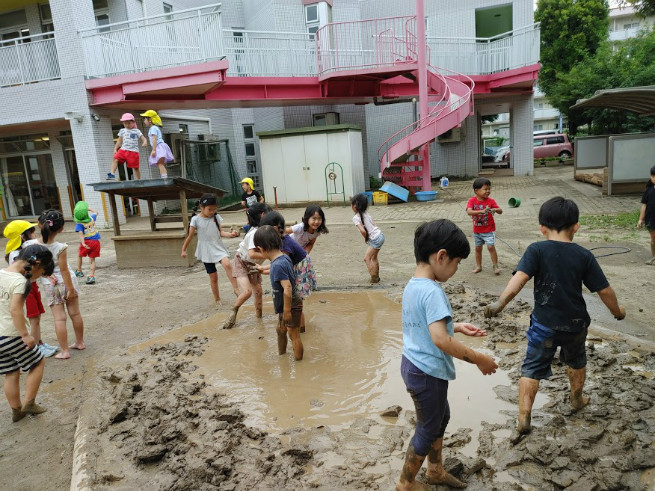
[140,110,174,178]
[397,219,497,490]
[261,212,313,332]
[181,193,239,304]
[37,210,86,360]
[351,194,384,283]
[107,113,147,180]
[466,177,503,275]
[0,244,55,421]
[253,225,303,360]
[240,177,264,209]
[73,201,100,285]
[4,221,57,357]
[637,165,655,265]
[287,204,329,255]
[222,202,271,329]
[484,197,625,441]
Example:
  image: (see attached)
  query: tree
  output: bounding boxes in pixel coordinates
[619,0,655,17]
[535,0,610,131]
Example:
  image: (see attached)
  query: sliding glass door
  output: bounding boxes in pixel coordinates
[0,153,59,218]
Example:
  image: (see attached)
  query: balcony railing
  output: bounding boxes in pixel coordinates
[428,23,540,75]
[0,32,61,87]
[78,3,224,78]
[609,26,643,41]
[316,16,417,77]
[222,30,316,77]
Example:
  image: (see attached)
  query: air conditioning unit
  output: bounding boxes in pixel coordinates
[437,125,466,143]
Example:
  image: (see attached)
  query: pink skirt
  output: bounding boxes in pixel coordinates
[148,143,174,166]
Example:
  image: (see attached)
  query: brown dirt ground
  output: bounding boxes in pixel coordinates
[0,200,653,490]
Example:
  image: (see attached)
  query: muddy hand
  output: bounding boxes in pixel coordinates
[477,353,498,375]
[484,300,503,318]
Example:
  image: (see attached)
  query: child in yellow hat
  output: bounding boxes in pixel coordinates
[240,177,264,232]
[140,110,174,178]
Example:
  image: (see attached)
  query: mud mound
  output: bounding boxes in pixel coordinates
[90,336,312,490]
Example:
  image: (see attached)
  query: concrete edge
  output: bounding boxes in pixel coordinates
[70,359,97,491]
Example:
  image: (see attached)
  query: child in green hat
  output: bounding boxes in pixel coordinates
[73,202,101,285]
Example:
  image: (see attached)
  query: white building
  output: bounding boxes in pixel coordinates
[0,0,540,226]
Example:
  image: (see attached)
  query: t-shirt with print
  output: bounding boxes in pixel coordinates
[0,270,29,337]
[269,254,297,314]
[281,235,307,265]
[241,190,261,209]
[467,197,499,233]
[401,277,456,380]
[74,214,100,241]
[118,128,144,153]
[352,212,381,241]
[516,240,609,332]
[148,125,164,147]
[290,223,319,248]
[641,184,655,228]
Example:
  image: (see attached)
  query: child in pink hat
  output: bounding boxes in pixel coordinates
[108,113,147,180]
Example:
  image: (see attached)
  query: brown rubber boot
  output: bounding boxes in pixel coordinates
[22,400,46,415]
[425,437,466,488]
[12,408,25,422]
[396,444,429,490]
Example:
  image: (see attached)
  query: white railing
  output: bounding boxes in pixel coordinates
[79,3,224,78]
[609,26,643,41]
[222,30,316,77]
[317,16,417,77]
[428,23,540,75]
[0,32,60,87]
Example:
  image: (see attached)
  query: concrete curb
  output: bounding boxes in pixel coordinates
[70,359,96,491]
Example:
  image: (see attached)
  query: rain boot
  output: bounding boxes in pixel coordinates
[567,366,590,411]
[396,444,429,491]
[425,437,466,487]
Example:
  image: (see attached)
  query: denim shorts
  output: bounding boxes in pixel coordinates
[473,232,495,247]
[368,233,385,250]
[401,356,450,456]
[521,317,587,380]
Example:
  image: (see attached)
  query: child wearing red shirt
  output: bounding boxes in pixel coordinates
[466,178,503,275]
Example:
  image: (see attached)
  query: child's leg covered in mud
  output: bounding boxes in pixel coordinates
[219,257,239,296]
[287,301,303,361]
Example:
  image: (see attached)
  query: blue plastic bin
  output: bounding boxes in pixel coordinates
[415,191,438,201]
[363,191,374,205]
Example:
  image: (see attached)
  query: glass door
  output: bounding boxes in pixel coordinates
[25,154,60,215]
[1,156,33,217]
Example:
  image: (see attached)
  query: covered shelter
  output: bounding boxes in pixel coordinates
[90,178,226,268]
[571,86,655,195]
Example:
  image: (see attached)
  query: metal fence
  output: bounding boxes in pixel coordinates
[222,30,316,77]
[316,16,417,77]
[0,32,61,87]
[79,3,224,78]
[428,24,540,75]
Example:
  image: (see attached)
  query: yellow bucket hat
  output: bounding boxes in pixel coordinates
[3,220,38,255]
[140,109,162,126]
[240,177,255,190]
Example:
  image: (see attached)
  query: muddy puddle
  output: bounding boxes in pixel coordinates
[79,287,655,490]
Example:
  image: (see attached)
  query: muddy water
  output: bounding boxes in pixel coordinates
[139,291,543,454]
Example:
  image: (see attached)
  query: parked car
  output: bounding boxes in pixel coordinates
[503,133,573,163]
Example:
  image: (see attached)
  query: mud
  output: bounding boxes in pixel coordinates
[81,288,655,490]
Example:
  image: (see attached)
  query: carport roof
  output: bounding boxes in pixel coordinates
[570,86,655,115]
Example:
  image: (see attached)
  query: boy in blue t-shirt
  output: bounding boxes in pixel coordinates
[253,225,303,360]
[73,201,101,285]
[397,219,497,490]
[485,197,625,442]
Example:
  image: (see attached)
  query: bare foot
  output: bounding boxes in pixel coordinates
[233,289,239,296]
[494,266,501,275]
[256,308,263,318]
[55,351,71,359]
[300,326,306,333]
[22,400,46,415]
[69,342,86,350]
[370,275,380,284]
[571,393,590,411]
[472,267,482,274]
[426,470,466,488]
[222,309,237,329]
[12,408,25,422]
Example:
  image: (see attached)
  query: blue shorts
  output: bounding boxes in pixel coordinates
[204,262,218,274]
[473,232,495,247]
[401,356,450,456]
[368,233,385,250]
[521,317,587,380]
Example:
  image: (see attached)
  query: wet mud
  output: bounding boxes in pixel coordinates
[82,287,655,490]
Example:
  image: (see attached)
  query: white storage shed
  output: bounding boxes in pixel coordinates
[257,125,366,205]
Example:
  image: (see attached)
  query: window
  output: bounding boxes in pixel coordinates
[313,112,339,126]
[93,0,110,32]
[533,124,543,131]
[39,4,54,34]
[243,125,254,139]
[308,25,319,39]
[305,5,319,23]
[546,136,565,145]
[248,175,261,189]
[163,3,173,14]
[247,160,257,174]
[245,143,256,157]
[624,22,640,30]
[178,124,188,134]
[533,139,544,147]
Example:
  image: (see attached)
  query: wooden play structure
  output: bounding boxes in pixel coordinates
[91,178,226,269]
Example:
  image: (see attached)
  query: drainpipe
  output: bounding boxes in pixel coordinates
[416,0,430,191]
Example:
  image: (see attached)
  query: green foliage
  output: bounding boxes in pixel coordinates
[369,175,383,190]
[536,0,610,111]
[481,114,499,124]
[619,0,655,17]
[553,29,655,134]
